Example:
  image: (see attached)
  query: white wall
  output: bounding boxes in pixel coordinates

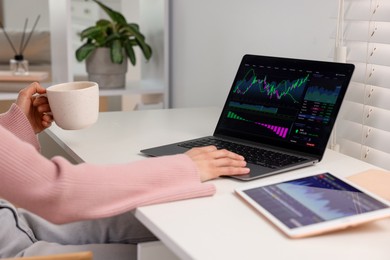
[170,0,338,108]
[2,0,49,30]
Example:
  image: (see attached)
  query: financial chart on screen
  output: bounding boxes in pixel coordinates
[218,61,349,151]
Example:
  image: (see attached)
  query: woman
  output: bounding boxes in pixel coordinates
[0,82,249,258]
[1,82,249,223]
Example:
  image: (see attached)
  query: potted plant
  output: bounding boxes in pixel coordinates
[75,0,152,88]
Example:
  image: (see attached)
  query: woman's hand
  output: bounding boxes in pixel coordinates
[185,146,250,182]
[16,82,53,134]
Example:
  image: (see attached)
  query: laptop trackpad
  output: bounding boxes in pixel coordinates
[229,163,273,181]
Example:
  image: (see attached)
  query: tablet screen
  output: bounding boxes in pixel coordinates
[241,173,389,229]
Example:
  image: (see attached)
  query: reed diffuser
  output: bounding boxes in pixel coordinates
[0,15,40,75]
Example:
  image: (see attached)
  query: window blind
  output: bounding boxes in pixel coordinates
[334,0,390,169]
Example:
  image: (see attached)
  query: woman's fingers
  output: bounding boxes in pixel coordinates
[186,146,250,182]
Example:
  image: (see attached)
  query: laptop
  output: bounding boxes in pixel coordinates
[141,54,355,181]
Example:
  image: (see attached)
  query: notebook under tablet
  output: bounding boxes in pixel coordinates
[141,54,355,181]
[235,172,390,238]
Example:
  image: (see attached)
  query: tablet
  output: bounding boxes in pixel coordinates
[235,172,390,238]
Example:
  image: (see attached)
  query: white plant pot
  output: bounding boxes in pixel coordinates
[86,48,128,88]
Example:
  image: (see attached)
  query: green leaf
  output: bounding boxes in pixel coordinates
[120,25,151,58]
[93,0,127,25]
[80,26,103,40]
[111,39,123,64]
[128,23,140,31]
[136,41,152,61]
[121,24,144,38]
[75,43,96,62]
[96,19,111,27]
[105,33,120,42]
[124,41,136,66]
[135,37,152,60]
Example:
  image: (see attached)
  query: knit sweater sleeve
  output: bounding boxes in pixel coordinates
[0,103,40,150]
[0,105,216,224]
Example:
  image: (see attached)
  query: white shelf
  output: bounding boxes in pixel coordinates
[0,92,19,101]
[99,79,164,96]
[0,79,164,101]
[0,71,49,82]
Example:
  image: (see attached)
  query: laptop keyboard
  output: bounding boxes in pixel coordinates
[178,138,306,169]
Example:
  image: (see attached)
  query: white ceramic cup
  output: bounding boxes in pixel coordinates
[45,81,99,130]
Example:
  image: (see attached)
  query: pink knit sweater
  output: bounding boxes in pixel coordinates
[0,104,215,224]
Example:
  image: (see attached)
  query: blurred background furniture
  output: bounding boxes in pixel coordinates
[0,30,51,92]
[0,30,51,112]
[1,251,92,260]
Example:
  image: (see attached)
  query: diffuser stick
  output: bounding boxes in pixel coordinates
[19,18,29,56]
[21,15,40,55]
[0,21,18,55]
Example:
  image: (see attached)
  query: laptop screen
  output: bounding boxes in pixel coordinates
[214,54,354,158]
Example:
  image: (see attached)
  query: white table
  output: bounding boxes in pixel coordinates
[45,107,390,260]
